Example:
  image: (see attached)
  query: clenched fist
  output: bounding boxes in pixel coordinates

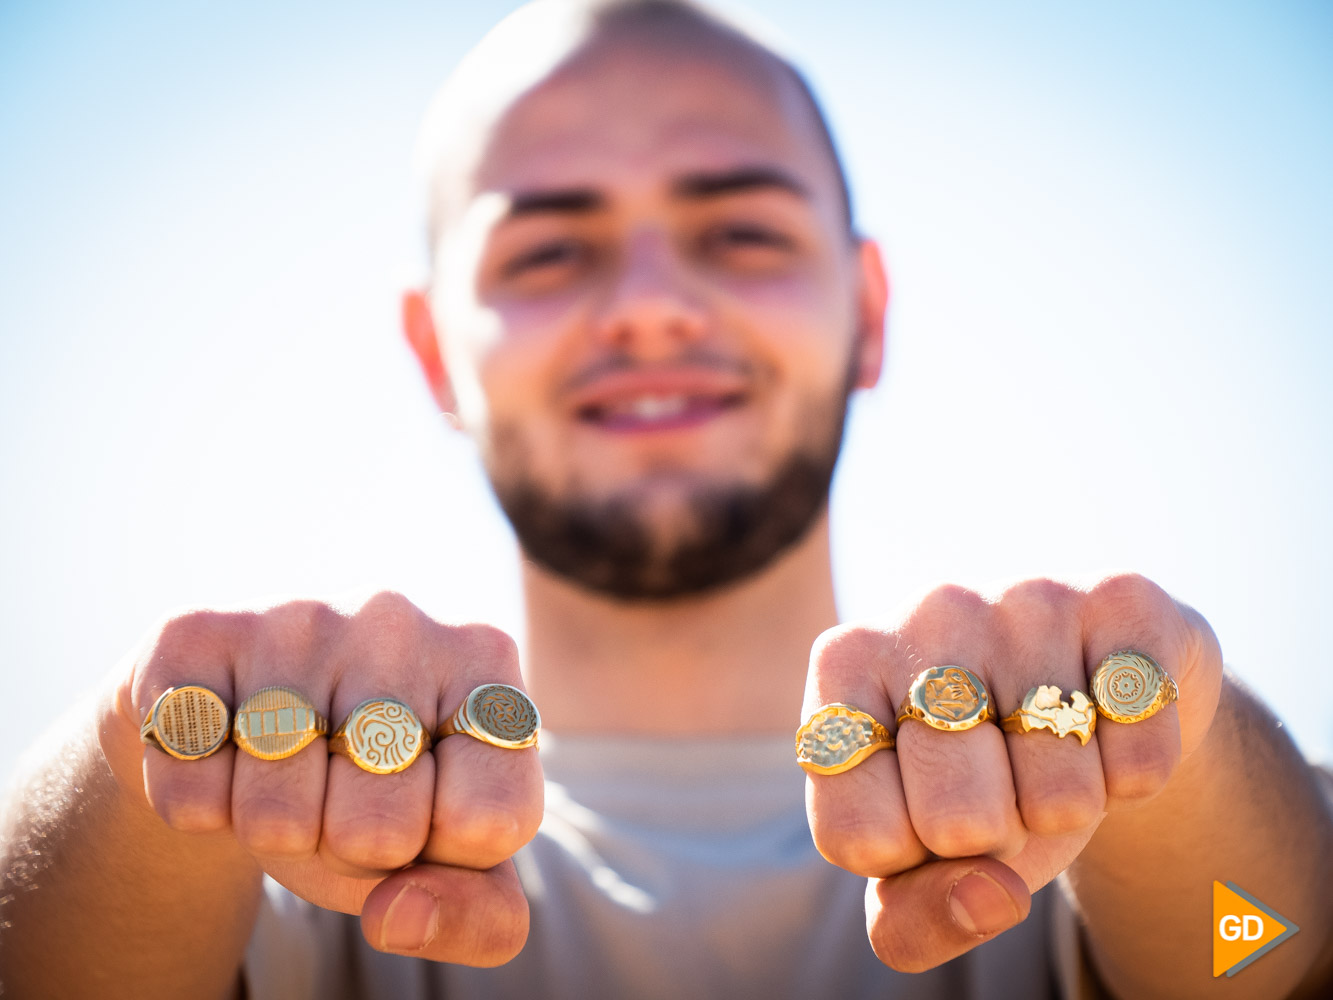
[802,573,1223,973]
[104,591,543,965]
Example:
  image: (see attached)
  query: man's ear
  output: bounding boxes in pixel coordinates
[852,238,889,390]
[401,289,460,416]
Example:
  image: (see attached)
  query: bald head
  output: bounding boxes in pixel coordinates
[414,0,854,260]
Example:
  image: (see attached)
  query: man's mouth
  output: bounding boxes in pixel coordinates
[565,362,753,432]
[576,391,746,430]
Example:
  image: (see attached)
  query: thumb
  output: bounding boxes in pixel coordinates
[360,859,529,967]
[866,857,1032,972]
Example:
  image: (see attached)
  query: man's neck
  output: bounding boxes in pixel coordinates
[520,510,840,737]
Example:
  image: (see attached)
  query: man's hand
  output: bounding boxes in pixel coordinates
[103,591,543,966]
[803,573,1224,972]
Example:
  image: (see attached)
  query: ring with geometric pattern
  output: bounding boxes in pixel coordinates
[435,684,540,750]
[1090,650,1178,724]
[140,685,231,761]
[233,686,328,760]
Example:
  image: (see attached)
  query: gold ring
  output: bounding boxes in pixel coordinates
[1090,650,1178,724]
[1000,685,1097,745]
[328,699,431,774]
[233,686,329,760]
[896,665,993,732]
[795,704,893,775]
[436,684,540,750]
[140,685,231,760]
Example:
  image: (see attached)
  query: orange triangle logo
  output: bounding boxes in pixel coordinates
[1213,881,1300,977]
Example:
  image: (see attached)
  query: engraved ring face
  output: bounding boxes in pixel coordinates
[1091,650,1177,724]
[332,699,429,774]
[233,686,328,760]
[795,704,894,775]
[462,684,540,749]
[141,685,230,760]
[900,666,992,732]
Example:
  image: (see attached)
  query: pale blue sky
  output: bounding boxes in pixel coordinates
[2,0,1330,777]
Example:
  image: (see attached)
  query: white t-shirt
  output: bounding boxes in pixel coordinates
[246,734,1102,999]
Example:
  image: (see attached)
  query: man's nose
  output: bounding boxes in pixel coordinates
[591,228,708,356]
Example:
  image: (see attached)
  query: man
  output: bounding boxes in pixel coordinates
[1,1,1330,997]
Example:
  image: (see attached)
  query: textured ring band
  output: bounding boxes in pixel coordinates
[329,698,431,774]
[436,684,540,750]
[795,704,894,775]
[140,685,231,761]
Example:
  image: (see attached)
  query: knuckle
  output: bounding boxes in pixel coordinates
[1105,751,1174,802]
[261,598,342,642]
[149,609,238,666]
[356,589,422,626]
[913,583,989,630]
[1089,571,1165,615]
[810,624,890,679]
[812,815,920,877]
[433,795,534,863]
[916,806,1015,859]
[997,578,1080,619]
[324,814,426,870]
[1018,783,1106,837]
[234,807,320,860]
[155,788,231,834]
[454,623,521,671]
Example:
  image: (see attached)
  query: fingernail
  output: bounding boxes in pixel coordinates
[949,871,1019,937]
[381,884,440,952]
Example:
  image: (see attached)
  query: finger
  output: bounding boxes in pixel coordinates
[1081,574,1187,805]
[802,625,928,877]
[360,860,529,966]
[321,593,438,874]
[889,586,1027,861]
[428,625,544,870]
[230,601,341,861]
[991,580,1107,838]
[866,856,1031,973]
[136,610,243,833]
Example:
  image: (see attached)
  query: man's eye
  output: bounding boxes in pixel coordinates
[702,224,792,253]
[503,240,587,277]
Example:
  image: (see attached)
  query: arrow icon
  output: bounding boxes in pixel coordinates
[1213,881,1300,977]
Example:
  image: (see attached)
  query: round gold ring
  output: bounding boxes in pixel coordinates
[140,685,231,760]
[999,685,1097,745]
[328,698,431,774]
[896,665,993,732]
[795,704,894,775]
[1090,650,1178,724]
[233,686,329,760]
[435,684,540,750]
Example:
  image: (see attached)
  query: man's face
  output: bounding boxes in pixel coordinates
[423,30,884,599]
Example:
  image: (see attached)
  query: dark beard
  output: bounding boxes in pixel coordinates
[487,366,855,602]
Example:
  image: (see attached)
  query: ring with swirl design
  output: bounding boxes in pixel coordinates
[1090,650,1178,724]
[329,698,431,774]
[437,684,540,750]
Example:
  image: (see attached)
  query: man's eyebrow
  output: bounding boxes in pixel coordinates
[672,165,810,202]
[505,188,605,219]
[496,166,809,223]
